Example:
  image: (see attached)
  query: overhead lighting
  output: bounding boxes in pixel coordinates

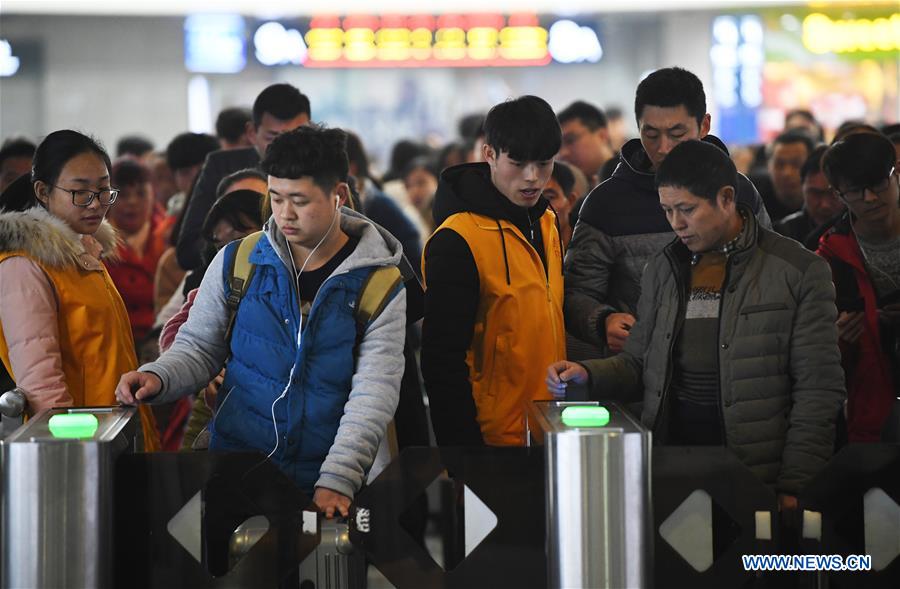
[254,21,307,65]
[547,19,603,64]
[0,40,21,77]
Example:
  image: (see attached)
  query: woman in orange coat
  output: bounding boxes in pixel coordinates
[0,130,158,447]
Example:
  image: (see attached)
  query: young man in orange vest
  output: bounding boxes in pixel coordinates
[422,95,565,446]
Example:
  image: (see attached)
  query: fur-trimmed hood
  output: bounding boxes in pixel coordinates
[0,206,119,268]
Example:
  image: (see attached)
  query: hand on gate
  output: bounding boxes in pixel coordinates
[115,371,162,404]
[546,361,589,399]
[314,487,351,519]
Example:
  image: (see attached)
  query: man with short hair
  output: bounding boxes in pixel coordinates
[176,83,311,269]
[564,67,771,356]
[557,100,615,186]
[549,139,844,506]
[422,95,565,447]
[759,130,816,222]
[775,145,844,249]
[118,125,406,516]
[817,132,900,443]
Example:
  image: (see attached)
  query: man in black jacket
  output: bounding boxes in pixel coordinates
[556,100,614,187]
[564,67,771,357]
[176,84,310,269]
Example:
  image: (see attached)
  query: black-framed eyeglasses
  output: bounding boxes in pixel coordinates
[52,185,119,207]
[833,167,896,203]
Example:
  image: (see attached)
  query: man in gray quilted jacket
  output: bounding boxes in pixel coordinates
[548,140,844,509]
[564,67,771,358]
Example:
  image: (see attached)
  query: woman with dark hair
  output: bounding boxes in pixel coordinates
[105,159,172,342]
[401,156,439,233]
[0,130,159,448]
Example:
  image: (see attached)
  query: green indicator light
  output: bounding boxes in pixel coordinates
[48,413,99,439]
[561,406,610,428]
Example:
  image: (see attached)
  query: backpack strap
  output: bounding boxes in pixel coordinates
[354,266,405,473]
[224,231,264,345]
[354,265,403,349]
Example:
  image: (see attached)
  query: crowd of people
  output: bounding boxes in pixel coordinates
[1,67,898,522]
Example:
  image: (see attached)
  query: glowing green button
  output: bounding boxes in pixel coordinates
[561,406,610,428]
[48,413,99,439]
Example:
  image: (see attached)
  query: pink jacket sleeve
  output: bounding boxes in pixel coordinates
[0,256,73,413]
[159,288,198,352]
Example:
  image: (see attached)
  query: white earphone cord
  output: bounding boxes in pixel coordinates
[267,195,341,460]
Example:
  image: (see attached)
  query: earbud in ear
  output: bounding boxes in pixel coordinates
[335,193,341,210]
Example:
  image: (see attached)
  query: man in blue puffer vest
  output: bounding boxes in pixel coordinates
[117,126,406,517]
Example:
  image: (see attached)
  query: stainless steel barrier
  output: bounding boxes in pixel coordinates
[527,400,652,589]
[1,406,137,589]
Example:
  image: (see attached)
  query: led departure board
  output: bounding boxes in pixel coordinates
[187,13,603,71]
[301,13,552,67]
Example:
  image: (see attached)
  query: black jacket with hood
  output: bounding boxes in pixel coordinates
[564,135,772,354]
[422,163,559,446]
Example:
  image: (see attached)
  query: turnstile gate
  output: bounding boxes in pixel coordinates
[527,400,653,589]
[1,406,138,589]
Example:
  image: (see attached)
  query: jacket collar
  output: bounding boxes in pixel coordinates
[433,162,550,232]
[665,203,759,268]
[614,134,736,184]
[0,206,119,268]
[253,207,404,275]
[818,211,866,271]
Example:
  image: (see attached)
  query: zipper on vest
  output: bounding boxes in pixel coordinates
[500,216,563,374]
[545,276,562,365]
[529,213,560,360]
